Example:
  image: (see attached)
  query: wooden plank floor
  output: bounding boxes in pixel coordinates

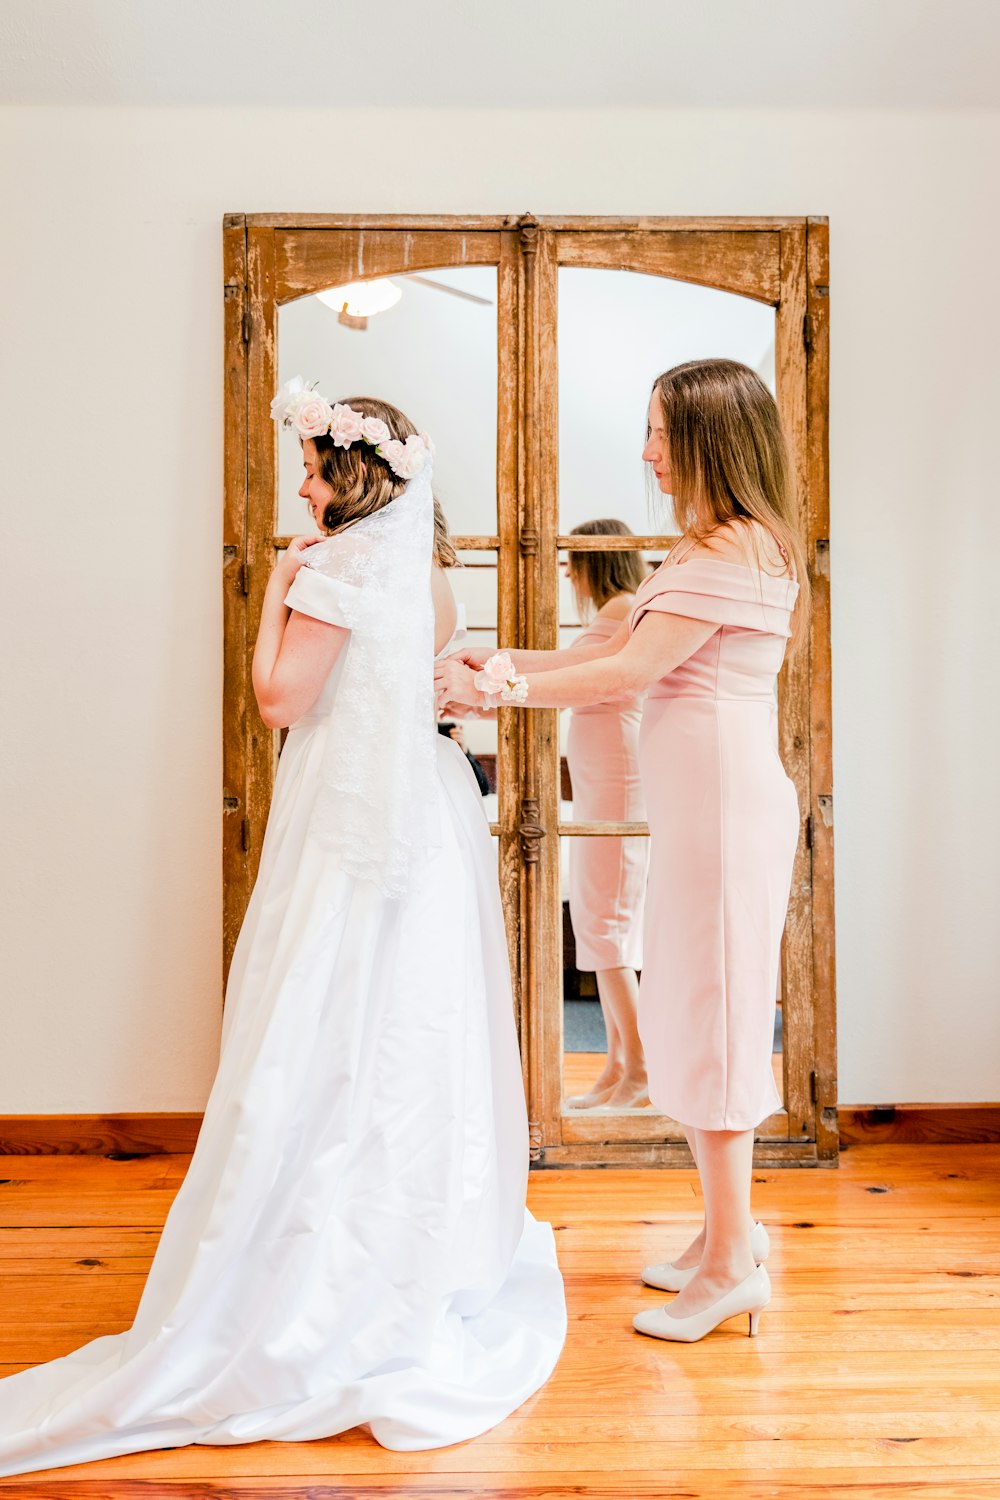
[564,1052,784,1100]
[0,1144,999,1497]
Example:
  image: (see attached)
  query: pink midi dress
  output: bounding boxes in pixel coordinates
[565,614,649,972]
[630,543,800,1130]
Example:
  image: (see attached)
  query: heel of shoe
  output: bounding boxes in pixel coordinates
[748,1308,762,1337]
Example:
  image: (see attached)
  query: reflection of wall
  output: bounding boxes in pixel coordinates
[557,270,774,534]
[278,270,773,541]
[3,106,999,1112]
[278,273,498,538]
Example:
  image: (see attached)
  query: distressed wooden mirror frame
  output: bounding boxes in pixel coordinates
[223,212,834,1167]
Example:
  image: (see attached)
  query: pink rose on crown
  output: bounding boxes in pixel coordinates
[293,394,335,439]
[360,415,391,446]
[474,652,517,697]
[329,403,366,448]
[378,439,405,471]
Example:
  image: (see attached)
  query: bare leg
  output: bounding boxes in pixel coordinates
[598,968,649,1109]
[565,968,646,1109]
[671,1129,706,1268]
[668,1126,757,1316]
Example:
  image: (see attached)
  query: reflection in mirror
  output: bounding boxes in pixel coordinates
[558,268,776,535]
[560,827,785,1116]
[277,268,498,539]
[437,549,500,826]
[558,523,650,1111]
[560,522,653,1110]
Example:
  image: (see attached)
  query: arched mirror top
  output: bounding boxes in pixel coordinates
[556,230,781,306]
[274,228,504,305]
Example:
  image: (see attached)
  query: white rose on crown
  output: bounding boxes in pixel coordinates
[390,435,429,479]
[360,416,391,446]
[270,376,309,426]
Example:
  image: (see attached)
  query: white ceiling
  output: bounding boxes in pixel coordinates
[3,0,999,109]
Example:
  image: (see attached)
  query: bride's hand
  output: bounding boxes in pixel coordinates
[435,656,483,710]
[448,646,491,670]
[274,534,322,585]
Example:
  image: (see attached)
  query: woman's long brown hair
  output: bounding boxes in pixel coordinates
[651,358,810,647]
[567,519,646,619]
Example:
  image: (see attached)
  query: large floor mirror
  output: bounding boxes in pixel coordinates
[223,213,835,1166]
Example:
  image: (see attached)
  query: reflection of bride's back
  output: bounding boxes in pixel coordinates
[0,447,565,1480]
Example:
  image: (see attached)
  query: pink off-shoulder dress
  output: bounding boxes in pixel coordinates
[630,540,800,1131]
[565,613,649,971]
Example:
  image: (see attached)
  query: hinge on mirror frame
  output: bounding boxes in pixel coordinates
[241,818,250,854]
[809,1070,818,1105]
[528,1120,543,1162]
[242,305,252,344]
[518,213,539,257]
[803,312,813,354]
[519,799,546,864]
[519,528,539,557]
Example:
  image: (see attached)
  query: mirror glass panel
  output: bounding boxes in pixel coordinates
[558,267,776,536]
[277,268,499,538]
[557,268,782,1117]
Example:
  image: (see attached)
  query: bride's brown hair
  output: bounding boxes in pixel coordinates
[310,395,456,567]
[651,358,809,648]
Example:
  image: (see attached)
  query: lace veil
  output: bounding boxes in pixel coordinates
[297,462,440,898]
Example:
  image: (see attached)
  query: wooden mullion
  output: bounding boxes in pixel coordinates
[496,232,523,1055]
[558,822,650,837]
[532,228,563,1158]
[244,226,279,896]
[806,217,838,1161]
[775,223,816,1146]
[274,536,499,553]
[222,215,249,987]
[557,534,679,551]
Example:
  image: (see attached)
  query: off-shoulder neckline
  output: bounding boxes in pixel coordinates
[655,555,797,584]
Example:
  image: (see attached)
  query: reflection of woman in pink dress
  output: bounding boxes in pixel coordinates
[437,358,808,1344]
[563,521,650,1110]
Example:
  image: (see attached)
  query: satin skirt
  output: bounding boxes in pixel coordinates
[0,734,566,1477]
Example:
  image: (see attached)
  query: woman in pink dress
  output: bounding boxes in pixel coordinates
[563,520,650,1110]
[436,358,808,1344]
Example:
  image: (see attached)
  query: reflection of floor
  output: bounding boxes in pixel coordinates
[564,1050,784,1098]
[565,998,784,1055]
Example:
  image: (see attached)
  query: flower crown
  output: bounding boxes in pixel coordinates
[271,377,433,481]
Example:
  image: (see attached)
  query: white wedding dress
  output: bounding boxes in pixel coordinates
[0,466,566,1478]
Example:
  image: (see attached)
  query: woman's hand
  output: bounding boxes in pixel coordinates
[273,534,322,587]
[448,646,492,671]
[434,656,484,710]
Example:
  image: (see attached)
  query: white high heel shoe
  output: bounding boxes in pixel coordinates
[641,1220,770,1293]
[633,1263,771,1343]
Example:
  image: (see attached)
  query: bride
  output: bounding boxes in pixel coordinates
[0,382,566,1478]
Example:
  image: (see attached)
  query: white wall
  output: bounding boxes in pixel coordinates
[1,105,997,1111]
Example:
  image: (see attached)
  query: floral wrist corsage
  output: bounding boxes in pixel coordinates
[473,651,529,706]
